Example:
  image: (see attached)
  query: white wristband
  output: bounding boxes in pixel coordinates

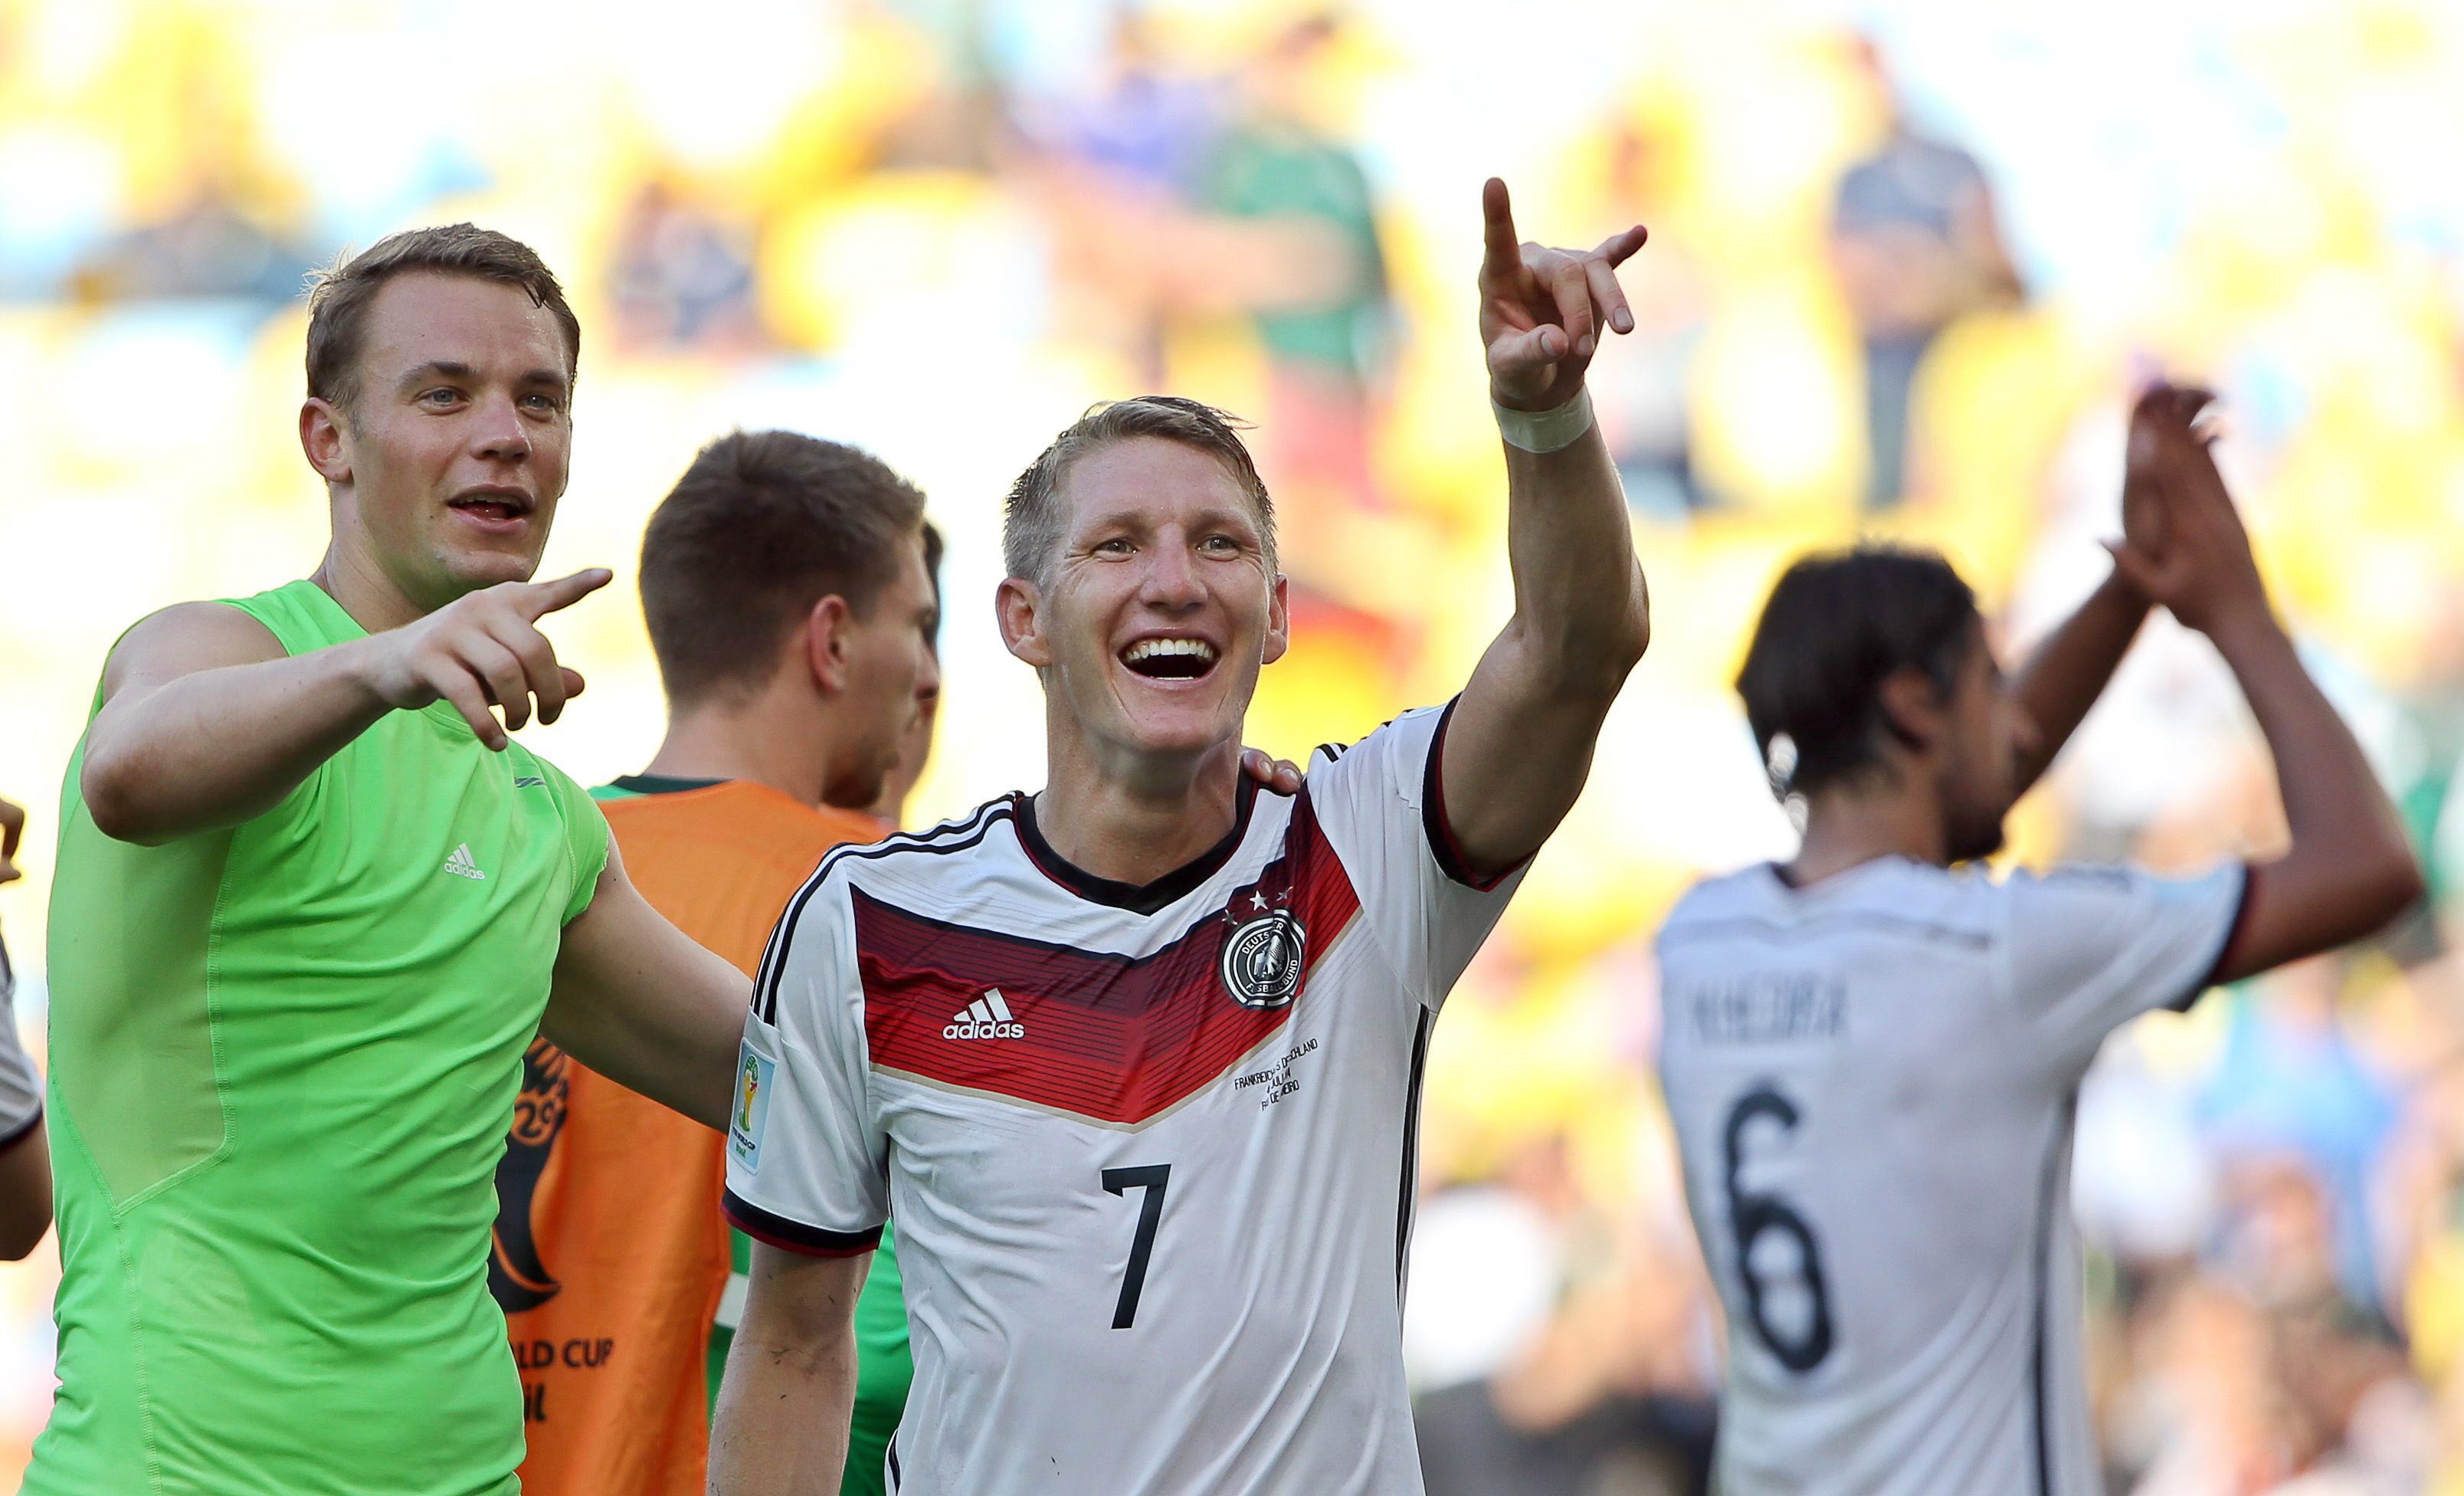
[1492,388,1594,454]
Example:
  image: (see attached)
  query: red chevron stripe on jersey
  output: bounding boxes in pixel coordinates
[857,791,1363,1125]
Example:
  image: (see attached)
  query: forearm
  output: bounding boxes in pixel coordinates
[2008,566,2151,795]
[84,641,389,844]
[2213,615,2400,845]
[709,1324,858,1495]
[2195,604,2421,984]
[1498,414,1651,695]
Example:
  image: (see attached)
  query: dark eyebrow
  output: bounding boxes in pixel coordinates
[395,361,571,396]
[398,360,477,392]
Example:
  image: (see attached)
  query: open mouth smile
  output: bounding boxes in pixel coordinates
[1119,636,1220,682]
[447,490,536,527]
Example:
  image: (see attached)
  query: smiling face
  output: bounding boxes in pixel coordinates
[998,437,1289,772]
[304,271,575,613]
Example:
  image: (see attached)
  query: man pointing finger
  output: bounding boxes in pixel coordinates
[31,226,749,1496]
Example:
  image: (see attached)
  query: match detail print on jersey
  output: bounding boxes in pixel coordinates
[857,792,1361,1128]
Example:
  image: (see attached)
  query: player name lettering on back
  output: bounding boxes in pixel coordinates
[1680,974,1848,1045]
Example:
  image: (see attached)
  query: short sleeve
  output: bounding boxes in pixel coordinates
[722,881,889,1255]
[0,930,43,1146]
[1304,700,1530,1009]
[543,766,611,927]
[1999,861,2250,1074]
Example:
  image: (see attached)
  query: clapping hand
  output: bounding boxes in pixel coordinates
[2106,383,2271,637]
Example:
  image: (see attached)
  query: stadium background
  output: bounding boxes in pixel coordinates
[3,0,2464,1489]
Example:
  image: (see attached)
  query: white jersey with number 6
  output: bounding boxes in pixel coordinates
[724,704,1524,1496]
[1656,856,2247,1496]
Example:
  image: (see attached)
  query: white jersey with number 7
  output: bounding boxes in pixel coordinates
[1656,855,2246,1496]
[724,704,1524,1496]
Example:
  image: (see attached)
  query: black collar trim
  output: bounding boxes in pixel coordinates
[610,773,729,796]
[1011,775,1260,915]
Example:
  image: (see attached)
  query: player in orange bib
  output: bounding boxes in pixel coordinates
[489,431,939,1495]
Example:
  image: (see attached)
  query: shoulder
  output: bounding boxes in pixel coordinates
[507,751,610,849]
[103,599,287,698]
[1991,860,2243,931]
[755,799,1017,1017]
[1658,858,1993,953]
[1308,702,1452,786]
[791,797,1017,920]
[1656,866,1776,949]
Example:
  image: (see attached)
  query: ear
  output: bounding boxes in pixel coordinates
[1875,668,1945,756]
[1260,572,1292,666]
[300,399,352,487]
[801,595,855,695]
[998,576,1051,668]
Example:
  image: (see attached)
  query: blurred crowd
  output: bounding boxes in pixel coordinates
[6,1,2464,1491]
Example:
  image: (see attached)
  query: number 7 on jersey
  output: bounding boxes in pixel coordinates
[1102,1164,1171,1329]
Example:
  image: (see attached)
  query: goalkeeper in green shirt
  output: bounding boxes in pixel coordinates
[31,226,752,1496]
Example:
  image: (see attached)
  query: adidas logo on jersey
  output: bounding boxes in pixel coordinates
[443,843,487,881]
[944,988,1024,1040]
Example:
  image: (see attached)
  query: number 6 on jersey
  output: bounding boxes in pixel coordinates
[1723,1086,1833,1373]
[1102,1164,1171,1329]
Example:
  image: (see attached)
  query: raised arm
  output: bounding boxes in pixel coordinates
[82,569,608,844]
[541,842,748,1130]
[2005,568,2148,799]
[2104,399,2423,983]
[709,1245,870,1496]
[2003,388,2223,796]
[1439,179,1653,881]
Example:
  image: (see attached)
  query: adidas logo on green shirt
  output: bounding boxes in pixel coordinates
[443,844,487,881]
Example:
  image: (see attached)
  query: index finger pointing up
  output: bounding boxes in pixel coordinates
[519,567,614,620]
[1480,177,1522,278]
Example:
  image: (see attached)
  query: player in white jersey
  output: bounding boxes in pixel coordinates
[709,179,1656,1496]
[1656,389,2425,1496]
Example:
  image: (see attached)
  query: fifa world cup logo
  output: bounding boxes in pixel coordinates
[490,1038,572,1313]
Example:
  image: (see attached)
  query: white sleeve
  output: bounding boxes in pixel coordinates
[1305,700,1530,1011]
[0,932,41,1144]
[721,881,889,1255]
[1997,861,2250,1077]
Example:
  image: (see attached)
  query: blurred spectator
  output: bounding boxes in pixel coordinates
[1017,7,1230,385]
[1194,11,1393,525]
[1827,37,2023,510]
[608,182,765,355]
[71,187,310,305]
[1411,1136,1716,1496]
[2199,972,2403,1320]
[1044,8,1222,198]
[1588,118,1712,520]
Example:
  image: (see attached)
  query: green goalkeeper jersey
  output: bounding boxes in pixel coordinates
[29,579,610,1496]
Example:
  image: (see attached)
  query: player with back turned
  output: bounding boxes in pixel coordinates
[487,432,942,1496]
[1654,390,2424,1496]
[707,179,1653,1496]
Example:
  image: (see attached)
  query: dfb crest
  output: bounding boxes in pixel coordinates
[1220,909,1307,1009]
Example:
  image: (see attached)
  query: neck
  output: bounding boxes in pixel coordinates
[311,517,434,635]
[1786,779,1948,887]
[644,687,838,809]
[1035,733,1245,887]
